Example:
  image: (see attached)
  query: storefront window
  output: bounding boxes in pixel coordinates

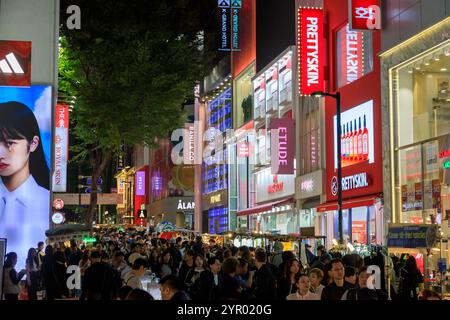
[234,65,255,128]
[393,43,450,224]
[300,98,321,174]
[336,24,373,88]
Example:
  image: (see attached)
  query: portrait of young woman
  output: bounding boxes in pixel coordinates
[0,86,52,269]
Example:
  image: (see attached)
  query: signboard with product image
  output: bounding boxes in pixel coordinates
[333,100,374,169]
[0,86,52,270]
[325,97,382,201]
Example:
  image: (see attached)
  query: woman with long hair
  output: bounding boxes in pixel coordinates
[277,258,301,300]
[185,254,207,291]
[0,102,50,270]
[398,255,424,301]
[157,250,177,278]
[25,247,40,300]
[3,252,26,300]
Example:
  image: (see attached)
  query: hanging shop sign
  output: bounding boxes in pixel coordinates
[231,0,242,51]
[297,7,325,96]
[237,141,250,157]
[53,104,69,192]
[53,199,64,210]
[51,212,65,225]
[349,0,381,31]
[0,40,31,87]
[218,0,232,51]
[183,123,196,165]
[338,25,364,87]
[387,224,438,249]
[136,171,146,196]
[270,117,295,175]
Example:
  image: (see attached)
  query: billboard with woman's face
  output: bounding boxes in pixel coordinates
[0,86,51,269]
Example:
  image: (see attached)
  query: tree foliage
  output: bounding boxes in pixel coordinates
[59,0,216,225]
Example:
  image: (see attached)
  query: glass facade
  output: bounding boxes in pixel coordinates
[331,206,377,244]
[392,43,450,224]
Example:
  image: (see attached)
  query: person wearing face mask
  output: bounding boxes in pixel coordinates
[286,273,320,300]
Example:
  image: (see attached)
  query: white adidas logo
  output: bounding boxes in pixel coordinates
[0,52,24,74]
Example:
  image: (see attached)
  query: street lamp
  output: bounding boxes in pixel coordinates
[311,91,343,245]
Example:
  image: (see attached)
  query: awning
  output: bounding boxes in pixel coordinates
[236,198,293,217]
[317,194,383,213]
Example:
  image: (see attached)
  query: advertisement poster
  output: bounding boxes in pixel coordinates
[414,182,422,211]
[439,134,450,185]
[352,221,367,244]
[0,86,51,269]
[0,40,31,87]
[333,100,374,168]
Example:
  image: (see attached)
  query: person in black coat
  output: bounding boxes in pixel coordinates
[253,249,277,300]
[191,257,223,300]
[160,275,191,301]
[277,258,301,300]
[220,257,242,300]
[81,251,118,300]
[53,251,69,299]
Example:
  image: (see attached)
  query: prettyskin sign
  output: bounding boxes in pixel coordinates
[0,86,51,269]
[298,7,325,96]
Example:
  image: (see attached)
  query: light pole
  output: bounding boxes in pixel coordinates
[312,91,343,244]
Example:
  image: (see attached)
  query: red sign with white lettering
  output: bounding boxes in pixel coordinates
[0,40,31,87]
[349,0,381,31]
[298,7,325,96]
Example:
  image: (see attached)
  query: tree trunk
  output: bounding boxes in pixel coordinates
[84,148,112,226]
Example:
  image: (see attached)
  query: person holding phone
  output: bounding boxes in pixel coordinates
[3,252,27,300]
[0,102,50,270]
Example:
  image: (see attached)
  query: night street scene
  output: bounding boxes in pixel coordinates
[1,0,450,312]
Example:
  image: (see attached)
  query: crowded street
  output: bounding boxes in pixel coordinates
[0,0,450,313]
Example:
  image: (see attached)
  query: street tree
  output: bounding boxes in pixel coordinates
[59,0,216,226]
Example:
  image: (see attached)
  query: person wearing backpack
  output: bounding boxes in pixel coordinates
[123,258,148,290]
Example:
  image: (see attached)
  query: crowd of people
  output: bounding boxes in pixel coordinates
[2,228,443,301]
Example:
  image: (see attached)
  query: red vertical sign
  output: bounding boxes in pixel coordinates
[338,25,364,87]
[349,0,381,31]
[298,7,325,96]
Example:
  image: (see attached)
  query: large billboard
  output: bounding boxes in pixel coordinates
[325,98,382,201]
[0,86,51,269]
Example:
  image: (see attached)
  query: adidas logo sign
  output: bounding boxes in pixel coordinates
[0,53,25,74]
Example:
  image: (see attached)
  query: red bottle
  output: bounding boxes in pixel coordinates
[362,115,369,161]
[341,125,346,161]
[352,119,358,162]
[348,122,354,161]
[357,117,363,161]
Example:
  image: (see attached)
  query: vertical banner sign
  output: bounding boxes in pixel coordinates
[231,0,242,51]
[298,7,325,96]
[183,123,195,165]
[136,171,146,196]
[270,118,295,174]
[349,0,381,31]
[218,0,231,51]
[53,104,69,192]
[338,25,364,86]
[117,142,125,171]
[0,40,31,87]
